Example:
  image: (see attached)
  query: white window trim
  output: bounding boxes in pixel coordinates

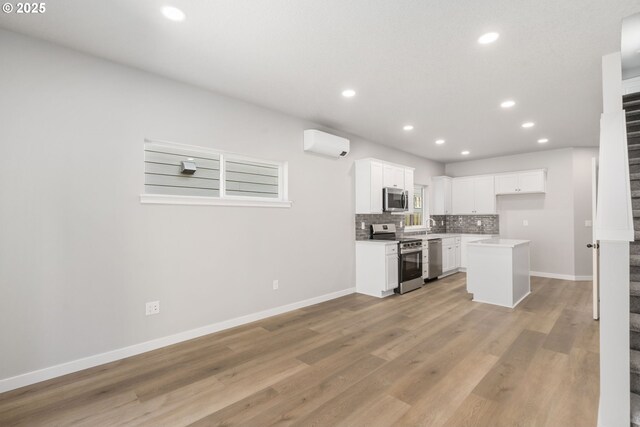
[139,194,292,208]
[404,185,428,231]
[141,138,291,208]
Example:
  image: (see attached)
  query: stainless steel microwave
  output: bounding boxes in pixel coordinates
[383,187,409,212]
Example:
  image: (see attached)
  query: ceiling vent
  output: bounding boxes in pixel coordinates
[303,130,350,158]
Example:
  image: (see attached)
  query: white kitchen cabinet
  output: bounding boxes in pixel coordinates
[441,237,456,273]
[356,159,414,214]
[422,240,429,279]
[385,251,399,291]
[495,170,546,195]
[431,176,452,215]
[452,178,474,214]
[451,175,496,214]
[455,242,461,269]
[383,165,404,189]
[356,241,399,298]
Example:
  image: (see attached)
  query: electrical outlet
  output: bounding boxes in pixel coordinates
[441,220,444,226]
[400,221,404,228]
[477,220,482,226]
[523,220,529,226]
[361,221,365,230]
[273,280,279,290]
[145,301,160,316]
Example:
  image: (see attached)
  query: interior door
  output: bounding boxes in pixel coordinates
[590,157,600,320]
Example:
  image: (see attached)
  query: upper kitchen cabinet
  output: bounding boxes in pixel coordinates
[430,176,452,215]
[355,158,414,214]
[495,169,546,195]
[451,175,496,214]
[383,165,405,189]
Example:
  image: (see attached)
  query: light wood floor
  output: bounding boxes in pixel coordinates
[0,273,599,426]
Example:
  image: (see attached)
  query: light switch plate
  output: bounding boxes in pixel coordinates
[273,280,279,290]
[523,220,529,226]
[477,220,482,226]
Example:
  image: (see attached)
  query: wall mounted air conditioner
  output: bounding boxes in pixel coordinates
[303,130,350,158]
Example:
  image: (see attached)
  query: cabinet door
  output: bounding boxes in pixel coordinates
[393,167,405,189]
[518,170,546,193]
[382,165,395,188]
[455,244,461,268]
[385,253,399,291]
[495,174,518,195]
[452,178,474,214]
[404,169,414,213]
[383,165,403,188]
[473,176,496,214]
[370,162,384,213]
[443,178,452,214]
[441,245,451,271]
[431,178,444,215]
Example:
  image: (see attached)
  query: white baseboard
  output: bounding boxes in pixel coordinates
[0,287,355,394]
[530,271,593,281]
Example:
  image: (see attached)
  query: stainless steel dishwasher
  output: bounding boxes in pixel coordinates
[427,238,443,279]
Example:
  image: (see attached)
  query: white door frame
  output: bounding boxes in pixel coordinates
[592,157,600,320]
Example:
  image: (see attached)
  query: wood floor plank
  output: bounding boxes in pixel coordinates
[0,274,600,427]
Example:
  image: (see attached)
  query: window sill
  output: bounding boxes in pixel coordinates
[404,226,427,231]
[140,194,293,208]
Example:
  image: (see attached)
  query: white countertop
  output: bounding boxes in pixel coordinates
[467,238,530,248]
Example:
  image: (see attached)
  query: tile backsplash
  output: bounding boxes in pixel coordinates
[446,215,499,234]
[355,213,498,240]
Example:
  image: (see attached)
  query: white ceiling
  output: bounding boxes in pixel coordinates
[1,0,639,162]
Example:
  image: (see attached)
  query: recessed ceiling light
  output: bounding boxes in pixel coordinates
[521,122,535,128]
[161,6,185,21]
[537,138,549,144]
[478,32,500,45]
[435,139,445,145]
[403,125,414,131]
[461,150,470,155]
[500,100,516,108]
[341,89,356,98]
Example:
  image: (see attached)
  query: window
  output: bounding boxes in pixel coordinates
[141,140,291,207]
[224,156,281,199]
[405,185,429,229]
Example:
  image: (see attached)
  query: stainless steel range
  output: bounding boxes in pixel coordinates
[370,224,423,294]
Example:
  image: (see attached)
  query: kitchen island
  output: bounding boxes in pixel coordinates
[466,239,531,308]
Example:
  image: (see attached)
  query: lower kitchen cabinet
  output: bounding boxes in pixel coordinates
[441,237,461,274]
[355,241,398,298]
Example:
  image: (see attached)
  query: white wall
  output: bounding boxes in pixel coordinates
[446,148,597,278]
[0,30,444,384]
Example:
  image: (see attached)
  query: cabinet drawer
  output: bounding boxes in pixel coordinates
[385,245,398,255]
[442,238,455,246]
[455,237,461,244]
